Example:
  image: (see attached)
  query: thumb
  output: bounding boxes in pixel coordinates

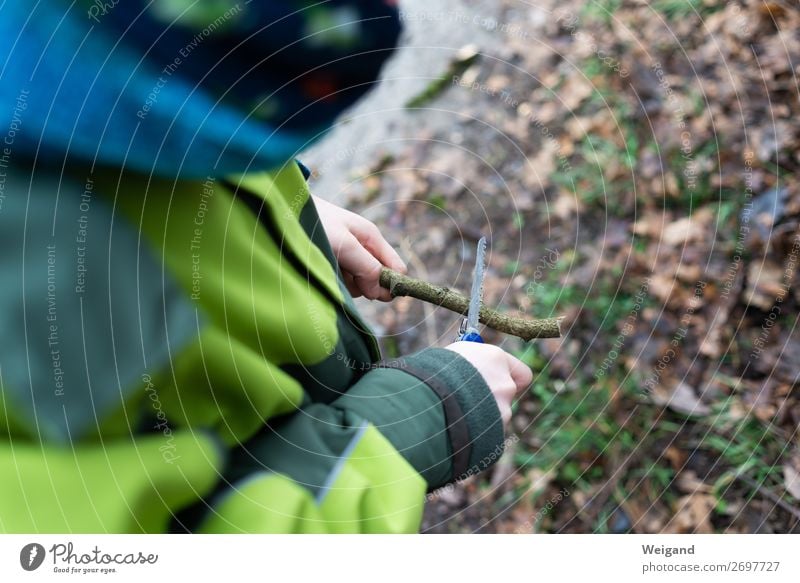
[505,352,533,393]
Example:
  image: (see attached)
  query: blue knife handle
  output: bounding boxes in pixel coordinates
[459,331,484,343]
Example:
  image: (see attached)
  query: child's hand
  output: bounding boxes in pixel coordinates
[313,195,407,301]
[444,342,533,426]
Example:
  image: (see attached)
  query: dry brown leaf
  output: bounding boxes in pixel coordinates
[783,465,800,500]
[621,497,669,534]
[661,207,715,246]
[632,212,666,239]
[525,468,556,497]
[759,2,787,19]
[646,273,673,304]
[651,381,711,417]
[676,470,712,495]
[661,216,705,246]
[744,260,786,310]
[559,76,594,111]
[664,446,687,471]
[670,493,716,533]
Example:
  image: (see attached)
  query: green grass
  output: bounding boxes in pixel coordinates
[581,0,623,25]
[532,248,651,333]
[512,347,669,532]
[699,397,792,498]
[514,362,614,488]
[427,192,447,210]
[509,346,796,532]
[580,0,723,28]
[651,0,723,20]
[665,140,722,211]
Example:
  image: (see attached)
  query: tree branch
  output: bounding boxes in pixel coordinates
[379,268,562,341]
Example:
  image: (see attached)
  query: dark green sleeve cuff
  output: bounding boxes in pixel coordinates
[336,348,506,489]
[333,364,452,488]
[397,348,506,482]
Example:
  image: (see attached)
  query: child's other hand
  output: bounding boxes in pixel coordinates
[443,342,533,427]
[313,196,407,301]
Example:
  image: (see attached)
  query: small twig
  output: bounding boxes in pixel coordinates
[401,239,438,346]
[379,268,562,341]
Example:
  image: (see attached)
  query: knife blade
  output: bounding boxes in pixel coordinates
[461,236,487,341]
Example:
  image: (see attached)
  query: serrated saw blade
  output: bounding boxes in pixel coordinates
[466,237,487,332]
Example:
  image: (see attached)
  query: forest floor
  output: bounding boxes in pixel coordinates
[303,0,800,533]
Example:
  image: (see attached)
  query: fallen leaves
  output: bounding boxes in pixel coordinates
[744,260,786,310]
[651,381,711,417]
[668,493,716,534]
[661,209,715,247]
[784,465,800,500]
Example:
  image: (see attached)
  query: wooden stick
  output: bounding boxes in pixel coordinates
[379,268,562,341]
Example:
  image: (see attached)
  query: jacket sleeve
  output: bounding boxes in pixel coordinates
[198,349,506,534]
[0,167,225,533]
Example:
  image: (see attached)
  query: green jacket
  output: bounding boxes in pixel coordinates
[0,160,505,533]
